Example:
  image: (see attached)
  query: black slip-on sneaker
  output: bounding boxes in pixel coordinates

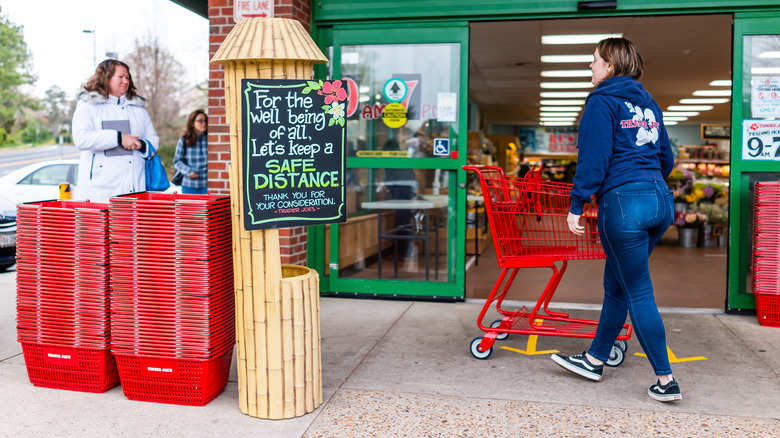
[648,378,682,402]
[551,351,603,381]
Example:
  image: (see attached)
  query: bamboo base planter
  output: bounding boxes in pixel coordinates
[235,264,321,419]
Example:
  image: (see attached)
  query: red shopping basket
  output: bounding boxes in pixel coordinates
[114,347,233,406]
[463,165,632,363]
[21,343,119,393]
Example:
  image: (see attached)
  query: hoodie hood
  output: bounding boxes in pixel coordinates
[77,90,147,108]
[587,75,653,107]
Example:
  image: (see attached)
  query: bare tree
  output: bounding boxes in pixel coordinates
[123,35,186,146]
[42,85,68,140]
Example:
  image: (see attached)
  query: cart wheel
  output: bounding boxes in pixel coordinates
[615,340,628,353]
[470,337,492,360]
[605,345,625,367]
[490,320,509,340]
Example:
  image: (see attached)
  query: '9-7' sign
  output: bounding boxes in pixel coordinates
[742,120,780,160]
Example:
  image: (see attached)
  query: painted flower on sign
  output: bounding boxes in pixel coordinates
[302,80,347,126]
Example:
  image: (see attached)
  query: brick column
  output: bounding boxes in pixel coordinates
[208,0,313,266]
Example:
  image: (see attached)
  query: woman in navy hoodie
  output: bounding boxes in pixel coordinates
[550,38,680,402]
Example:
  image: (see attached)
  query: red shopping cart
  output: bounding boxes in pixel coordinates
[463,165,632,365]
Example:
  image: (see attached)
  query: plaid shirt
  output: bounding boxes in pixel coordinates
[173,133,208,188]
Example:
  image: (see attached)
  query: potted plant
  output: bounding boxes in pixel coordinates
[675,211,708,248]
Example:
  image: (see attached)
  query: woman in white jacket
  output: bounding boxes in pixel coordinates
[72,59,159,203]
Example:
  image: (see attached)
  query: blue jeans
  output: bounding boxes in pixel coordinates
[182,185,208,195]
[587,180,674,376]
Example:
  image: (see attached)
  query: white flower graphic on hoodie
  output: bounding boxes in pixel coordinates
[627,102,659,146]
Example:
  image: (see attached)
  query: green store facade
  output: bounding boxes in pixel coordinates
[190,0,780,313]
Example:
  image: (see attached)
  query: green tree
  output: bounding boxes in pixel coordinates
[42,85,68,140]
[0,7,39,145]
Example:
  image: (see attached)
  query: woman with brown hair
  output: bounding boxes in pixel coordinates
[72,59,159,203]
[550,38,680,402]
[173,109,208,194]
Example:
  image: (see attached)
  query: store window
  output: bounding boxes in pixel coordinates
[741,34,780,294]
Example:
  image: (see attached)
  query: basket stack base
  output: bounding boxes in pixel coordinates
[755,294,780,327]
[115,347,233,406]
[21,343,119,393]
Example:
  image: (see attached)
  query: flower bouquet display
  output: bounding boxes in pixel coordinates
[675,211,708,248]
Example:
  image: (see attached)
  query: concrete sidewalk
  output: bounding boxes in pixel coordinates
[2,269,780,437]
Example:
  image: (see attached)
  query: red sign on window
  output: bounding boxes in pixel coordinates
[234,1,274,22]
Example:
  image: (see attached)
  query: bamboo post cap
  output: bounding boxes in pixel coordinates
[211,17,328,65]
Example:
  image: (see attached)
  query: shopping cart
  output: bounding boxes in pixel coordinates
[463,165,632,366]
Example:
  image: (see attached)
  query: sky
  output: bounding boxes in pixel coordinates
[1,0,209,100]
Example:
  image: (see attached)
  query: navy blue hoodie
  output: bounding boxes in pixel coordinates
[569,75,674,215]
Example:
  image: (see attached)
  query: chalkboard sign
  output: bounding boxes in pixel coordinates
[241,79,347,230]
[701,124,731,140]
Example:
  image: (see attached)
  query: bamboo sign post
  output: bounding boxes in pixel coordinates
[211,17,329,420]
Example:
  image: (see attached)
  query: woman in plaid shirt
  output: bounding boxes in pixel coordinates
[174,109,209,194]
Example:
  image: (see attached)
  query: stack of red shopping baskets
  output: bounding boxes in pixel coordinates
[109,193,234,405]
[753,181,780,327]
[16,200,119,392]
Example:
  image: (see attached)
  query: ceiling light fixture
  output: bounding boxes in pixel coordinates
[541,33,622,45]
[708,80,732,87]
[540,99,586,105]
[665,121,679,125]
[693,90,731,97]
[679,98,729,105]
[758,51,780,58]
[540,121,575,126]
[541,55,594,63]
[541,70,593,78]
[664,111,700,117]
[663,116,689,122]
[540,82,594,89]
[667,105,714,111]
[540,106,582,112]
[541,91,590,98]
[540,117,577,122]
[540,112,580,117]
[752,67,780,74]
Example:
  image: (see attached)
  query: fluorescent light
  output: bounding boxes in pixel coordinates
[664,111,700,117]
[663,116,689,122]
[540,121,575,126]
[540,112,579,117]
[752,67,780,74]
[540,106,582,112]
[540,99,585,105]
[679,98,729,104]
[541,70,593,78]
[668,105,714,111]
[540,82,594,89]
[709,80,731,87]
[540,117,577,122]
[693,89,731,97]
[540,91,590,98]
[541,55,594,63]
[665,121,679,125]
[758,51,780,58]
[541,34,622,45]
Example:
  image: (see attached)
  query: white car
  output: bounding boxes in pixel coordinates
[0,159,79,204]
[0,159,179,205]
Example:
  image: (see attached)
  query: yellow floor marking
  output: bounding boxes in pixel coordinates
[499,318,559,355]
[634,346,708,362]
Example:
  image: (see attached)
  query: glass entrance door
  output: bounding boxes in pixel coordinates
[322,24,468,299]
[728,15,780,311]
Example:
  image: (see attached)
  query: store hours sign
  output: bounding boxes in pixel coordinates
[241,79,347,230]
[742,120,780,161]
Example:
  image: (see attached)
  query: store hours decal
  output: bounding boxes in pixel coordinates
[241,79,347,230]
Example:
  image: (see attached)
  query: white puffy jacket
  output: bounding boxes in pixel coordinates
[72,91,159,203]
